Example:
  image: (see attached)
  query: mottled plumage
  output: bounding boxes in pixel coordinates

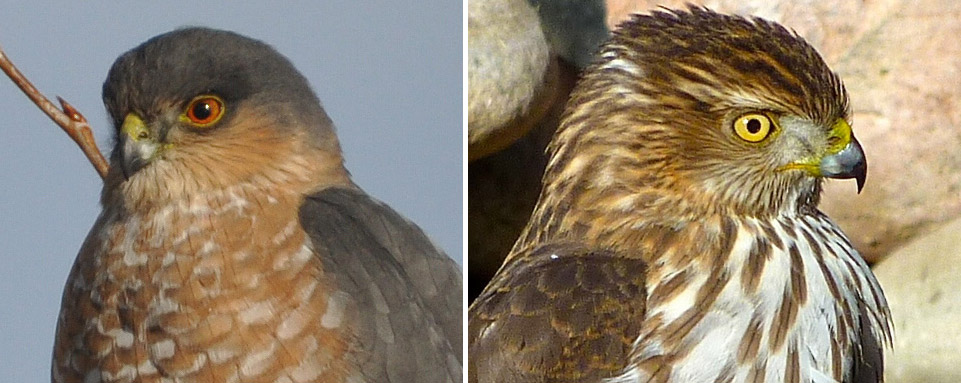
[470,8,890,383]
[53,28,461,383]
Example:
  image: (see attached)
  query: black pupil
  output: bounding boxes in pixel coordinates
[746,118,762,134]
[193,101,212,120]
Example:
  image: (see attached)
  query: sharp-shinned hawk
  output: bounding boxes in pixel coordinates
[52,27,462,383]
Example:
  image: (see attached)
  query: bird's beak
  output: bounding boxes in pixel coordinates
[780,118,867,193]
[819,120,867,193]
[118,113,161,179]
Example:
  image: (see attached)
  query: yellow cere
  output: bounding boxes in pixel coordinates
[825,118,852,154]
[122,113,149,141]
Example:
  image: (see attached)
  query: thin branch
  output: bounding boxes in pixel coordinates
[0,44,109,180]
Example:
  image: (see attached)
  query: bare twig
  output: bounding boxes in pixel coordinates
[0,44,109,180]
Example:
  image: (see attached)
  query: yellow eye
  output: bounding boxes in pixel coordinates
[182,95,225,127]
[733,113,773,143]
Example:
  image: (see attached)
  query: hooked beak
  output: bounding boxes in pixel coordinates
[118,113,162,179]
[780,118,867,193]
[819,134,867,193]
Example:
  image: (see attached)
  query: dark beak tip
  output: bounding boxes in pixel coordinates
[855,171,866,194]
[120,162,133,181]
[854,141,867,194]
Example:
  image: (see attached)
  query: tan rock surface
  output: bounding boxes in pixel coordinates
[874,216,961,382]
[468,0,550,160]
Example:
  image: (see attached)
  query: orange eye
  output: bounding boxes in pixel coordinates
[183,95,225,127]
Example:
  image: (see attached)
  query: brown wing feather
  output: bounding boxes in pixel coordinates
[469,243,647,383]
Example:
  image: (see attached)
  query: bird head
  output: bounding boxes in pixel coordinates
[101,27,348,206]
[543,7,865,220]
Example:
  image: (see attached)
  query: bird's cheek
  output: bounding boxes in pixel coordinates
[769,117,826,178]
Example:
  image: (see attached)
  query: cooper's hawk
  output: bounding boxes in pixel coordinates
[470,8,891,383]
[52,28,461,383]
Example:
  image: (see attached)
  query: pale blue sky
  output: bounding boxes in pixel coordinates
[0,2,461,381]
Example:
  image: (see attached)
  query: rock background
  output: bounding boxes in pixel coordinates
[874,216,961,382]
[468,0,550,160]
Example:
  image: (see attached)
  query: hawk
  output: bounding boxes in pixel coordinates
[469,8,892,383]
[52,28,461,383]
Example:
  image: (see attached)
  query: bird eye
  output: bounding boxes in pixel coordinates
[733,113,773,143]
[183,95,225,127]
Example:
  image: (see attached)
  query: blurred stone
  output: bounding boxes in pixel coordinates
[528,0,610,69]
[606,0,961,263]
[874,216,961,382]
[468,0,550,161]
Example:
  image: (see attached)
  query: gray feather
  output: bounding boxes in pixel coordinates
[299,186,462,382]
